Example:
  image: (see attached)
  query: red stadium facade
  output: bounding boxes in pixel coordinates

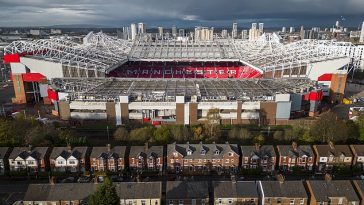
[108,61,262,79]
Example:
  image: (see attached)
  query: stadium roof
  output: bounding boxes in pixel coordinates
[50,77,315,102]
[4,32,358,75]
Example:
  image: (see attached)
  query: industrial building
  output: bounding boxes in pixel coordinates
[2,31,363,125]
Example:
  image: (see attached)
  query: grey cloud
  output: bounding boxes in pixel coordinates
[0,0,363,27]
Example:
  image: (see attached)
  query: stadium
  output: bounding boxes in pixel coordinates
[3,32,363,125]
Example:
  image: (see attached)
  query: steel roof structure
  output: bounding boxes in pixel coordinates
[51,77,314,102]
[4,32,360,75]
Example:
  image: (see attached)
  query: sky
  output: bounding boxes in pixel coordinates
[0,0,363,28]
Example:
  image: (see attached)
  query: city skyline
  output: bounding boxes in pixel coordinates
[0,0,363,27]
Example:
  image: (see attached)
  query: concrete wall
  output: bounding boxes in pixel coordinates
[58,101,71,120]
[260,102,277,125]
[20,57,64,79]
[307,58,349,81]
[11,74,27,104]
[106,102,116,123]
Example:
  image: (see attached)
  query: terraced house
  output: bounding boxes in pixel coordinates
[277,143,314,172]
[90,144,127,172]
[213,181,259,205]
[49,146,90,173]
[8,146,50,173]
[166,181,209,205]
[129,143,163,172]
[0,147,11,175]
[241,145,276,172]
[350,145,364,171]
[167,142,240,173]
[259,180,308,205]
[313,143,353,173]
[306,180,360,205]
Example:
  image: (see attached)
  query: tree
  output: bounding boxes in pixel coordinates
[228,127,252,141]
[310,111,348,143]
[129,126,154,142]
[204,108,221,141]
[299,130,315,143]
[253,134,265,145]
[273,130,284,142]
[192,126,203,141]
[89,177,120,205]
[169,125,188,142]
[346,120,359,141]
[357,115,364,142]
[113,127,129,141]
[153,126,172,143]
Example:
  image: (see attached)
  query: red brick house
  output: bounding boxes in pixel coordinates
[167,142,240,173]
[241,144,276,172]
[277,142,314,172]
[129,143,163,172]
[90,144,126,172]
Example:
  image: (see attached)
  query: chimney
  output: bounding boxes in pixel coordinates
[49,176,55,185]
[255,143,260,151]
[292,142,298,151]
[276,174,285,184]
[144,142,149,151]
[107,144,111,152]
[28,144,32,153]
[67,143,72,153]
[328,141,334,149]
[324,173,332,182]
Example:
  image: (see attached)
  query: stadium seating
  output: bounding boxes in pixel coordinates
[107,61,262,79]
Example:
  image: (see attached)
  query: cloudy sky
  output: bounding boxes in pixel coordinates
[0,0,363,28]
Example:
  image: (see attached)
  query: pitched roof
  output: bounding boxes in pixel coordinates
[9,147,49,160]
[0,147,11,159]
[166,181,209,199]
[167,143,239,159]
[24,182,162,201]
[241,145,276,158]
[50,147,89,159]
[116,182,162,199]
[354,180,364,194]
[90,146,126,158]
[129,146,163,158]
[350,145,364,156]
[213,181,258,198]
[260,181,307,198]
[24,183,98,201]
[277,145,313,158]
[308,180,359,202]
[314,145,352,157]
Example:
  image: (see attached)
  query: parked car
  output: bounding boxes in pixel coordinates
[78,176,91,183]
[61,177,76,183]
[110,175,123,182]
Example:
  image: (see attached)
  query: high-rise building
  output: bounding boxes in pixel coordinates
[158,27,164,38]
[172,25,177,38]
[221,29,228,39]
[121,26,130,40]
[360,21,364,43]
[241,30,248,40]
[289,27,295,33]
[258,23,264,34]
[137,22,146,34]
[178,29,185,37]
[131,23,137,40]
[282,27,287,33]
[232,22,238,39]
[252,23,257,30]
[300,26,305,39]
[249,23,260,41]
[194,27,214,41]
